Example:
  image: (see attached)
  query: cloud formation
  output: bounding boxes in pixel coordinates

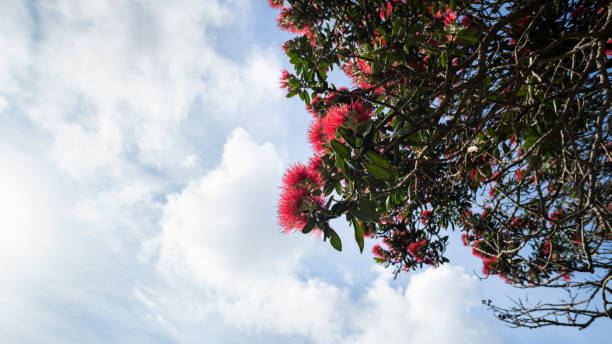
[156,128,500,344]
[0,0,282,182]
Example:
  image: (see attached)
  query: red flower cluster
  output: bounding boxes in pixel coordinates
[277,7,312,36]
[372,244,390,261]
[549,209,563,222]
[308,100,372,153]
[408,239,428,262]
[443,9,457,26]
[420,209,432,224]
[342,59,374,89]
[281,162,323,191]
[267,0,283,9]
[306,95,323,117]
[279,69,296,95]
[379,2,393,21]
[277,162,325,233]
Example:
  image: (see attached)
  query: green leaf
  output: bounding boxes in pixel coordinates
[449,0,456,11]
[364,162,393,181]
[335,155,349,178]
[302,221,315,234]
[336,127,355,147]
[523,136,538,149]
[316,68,326,81]
[330,139,352,160]
[329,228,342,251]
[516,88,527,98]
[349,198,379,222]
[457,30,478,45]
[440,51,447,68]
[334,181,342,195]
[352,218,364,253]
[365,151,392,169]
[358,198,379,220]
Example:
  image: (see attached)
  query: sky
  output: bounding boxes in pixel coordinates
[0,1,609,343]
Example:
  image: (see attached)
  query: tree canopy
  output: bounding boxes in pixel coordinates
[273,0,612,329]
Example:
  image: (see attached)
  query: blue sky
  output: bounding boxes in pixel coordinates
[0,1,608,343]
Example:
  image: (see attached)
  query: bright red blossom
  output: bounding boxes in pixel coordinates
[343,59,374,88]
[278,188,325,233]
[280,69,293,91]
[306,95,323,117]
[372,244,389,261]
[281,162,323,191]
[443,9,457,26]
[408,239,428,262]
[278,8,311,36]
[482,256,497,275]
[267,0,283,9]
[322,101,372,140]
[308,118,328,153]
[549,209,563,222]
[420,209,432,224]
[308,154,323,171]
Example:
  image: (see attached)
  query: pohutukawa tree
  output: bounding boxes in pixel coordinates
[272,0,612,329]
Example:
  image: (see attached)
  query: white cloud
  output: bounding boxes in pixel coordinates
[0,0,282,182]
[345,266,500,344]
[156,128,500,344]
[0,145,63,278]
[158,128,299,286]
[156,128,346,342]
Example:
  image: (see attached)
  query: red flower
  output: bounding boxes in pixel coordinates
[280,69,296,93]
[278,188,324,233]
[570,7,586,18]
[468,169,477,180]
[267,0,283,9]
[430,4,442,18]
[322,101,372,140]
[471,241,488,260]
[278,8,311,35]
[408,239,428,262]
[549,209,563,222]
[461,233,470,246]
[308,118,328,153]
[459,15,471,27]
[443,9,457,26]
[343,59,374,88]
[420,209,432,224]
[306,95,323,117]
[516,16,530,28]
[372,244,389,261]
[562,271,572,282]
[380,2,392,20]
[482,256,497,275]
[515,168,526,180]
[308,154,323,171]
[281,162,323,191]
